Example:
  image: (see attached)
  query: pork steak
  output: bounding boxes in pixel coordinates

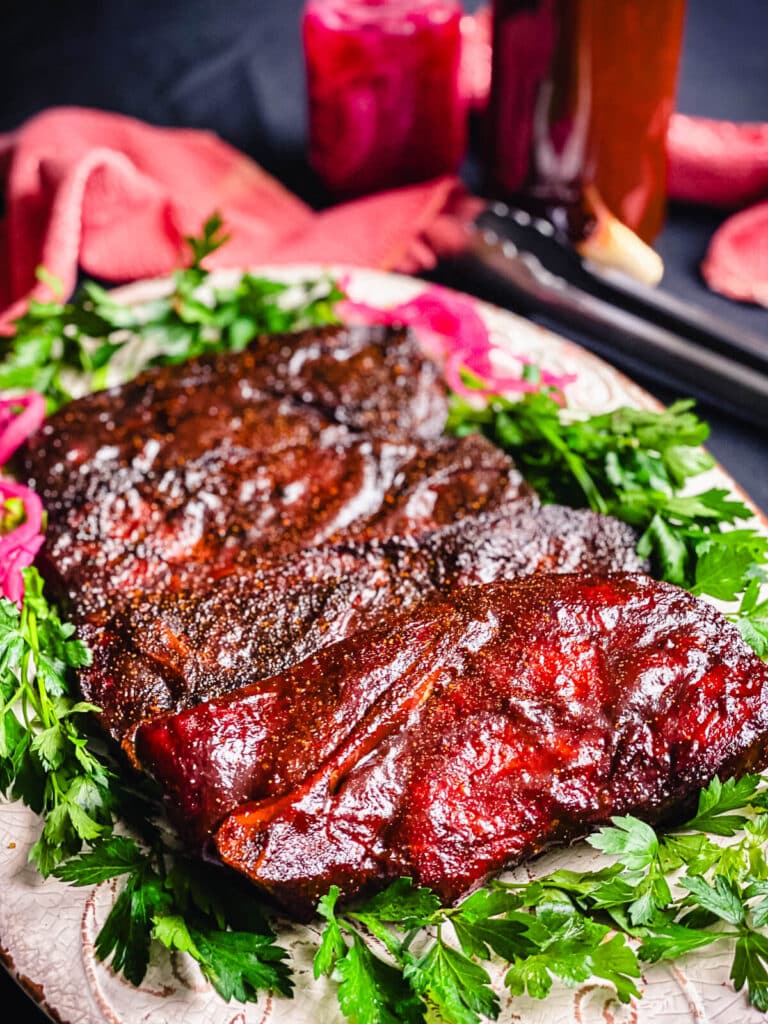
[17,323,645,751]
[21,320,731,923]
[212,573,768,917]
[19,324,462,610]
[132,502,644,833]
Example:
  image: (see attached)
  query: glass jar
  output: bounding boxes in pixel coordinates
[487,0,686,242]
[303,0,467,197]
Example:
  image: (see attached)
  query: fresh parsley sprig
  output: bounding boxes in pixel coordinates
[314,775,768,1021]
[0,567,291,1004]
[56,839,293,1001]
[447,385,768,656]
[512,775,768,1011]
[0,567,112,875]
[1,212,343,411]
[313,876,642,1023]
[734,578,768,658]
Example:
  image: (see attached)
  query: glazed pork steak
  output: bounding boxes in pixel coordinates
[83,499,643,744]
[29,429,531,618]
[14,318,762,926]
[16,321,646,752]
[19,324,464,611]
[132,502,645,832]
[210,573,768,917]
[16,320,689,915]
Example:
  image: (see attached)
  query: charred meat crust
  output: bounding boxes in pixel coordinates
[20,322,749,920]
[19,325,453,613]
[82,500,644,744]
[211,574,768,917]
[133,503,645,836]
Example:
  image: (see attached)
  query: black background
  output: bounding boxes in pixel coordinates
[0,0,767,1020]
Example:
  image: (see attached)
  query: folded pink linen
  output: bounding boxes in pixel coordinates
[0,107,471,326]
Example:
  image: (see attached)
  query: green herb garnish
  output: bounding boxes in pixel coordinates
[3,219,768,1019]
[57,839,293,1000]
[313,775,768,1020]
[1,212,342,412]
[447,386,768,655]
[0,572,291,1004]
[0,567,109,875]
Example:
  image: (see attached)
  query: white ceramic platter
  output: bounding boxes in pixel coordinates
[1,266,767,1024]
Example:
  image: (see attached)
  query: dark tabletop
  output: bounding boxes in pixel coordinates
[1,0,767,1020]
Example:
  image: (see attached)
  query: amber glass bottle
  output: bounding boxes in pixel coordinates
[487,0,686,242]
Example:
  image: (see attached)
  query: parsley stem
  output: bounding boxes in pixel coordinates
[35,670,53,730]
[18,652,34,733]
[0,684,24,717]
[400,927,422,952]
[49,772,64,802]
[25,608,39,652]
[533,420,608,514]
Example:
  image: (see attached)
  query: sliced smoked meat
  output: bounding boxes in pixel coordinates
[133,504,644,836]
[86,501,642,746]
[15,319,682,917]
[17,324,472,609]
[213,573,768,916]
[29,429,531,616]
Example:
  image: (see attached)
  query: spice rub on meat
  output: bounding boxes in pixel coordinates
[211,574,768,917]
[114,499,643,765]
[18,322,644,749]
[17,320,768,918]
[20,324,468,610]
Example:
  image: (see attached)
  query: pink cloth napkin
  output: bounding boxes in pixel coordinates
[0,107,471,327]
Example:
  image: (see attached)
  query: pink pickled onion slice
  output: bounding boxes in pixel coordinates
[0,478,45,606]
[339,284,576,398]
[0,392,46,467]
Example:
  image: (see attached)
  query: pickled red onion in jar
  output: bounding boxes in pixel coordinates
[303,0,467,196]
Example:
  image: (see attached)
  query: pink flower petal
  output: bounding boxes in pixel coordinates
[0,477,45,605]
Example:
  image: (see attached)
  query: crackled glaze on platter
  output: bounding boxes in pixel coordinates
[1,266,766,1024]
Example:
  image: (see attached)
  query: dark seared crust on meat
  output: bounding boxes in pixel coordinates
[84,501,644,747]
[210,574,768,916]
[20,324,448,498]
[17,317,767,924]
[18,319,657,870]
[417,500,645,585]
[136,494,649,840]
[30,430,532,620]
[22,326,545,615]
